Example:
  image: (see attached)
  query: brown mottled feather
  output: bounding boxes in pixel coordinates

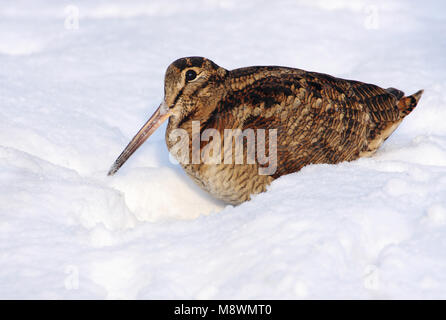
[160,57,424,204]
[196,67,408,179]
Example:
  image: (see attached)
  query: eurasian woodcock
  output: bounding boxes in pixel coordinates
[108,57,423,204]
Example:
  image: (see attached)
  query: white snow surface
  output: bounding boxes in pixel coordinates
[1,0,446,299]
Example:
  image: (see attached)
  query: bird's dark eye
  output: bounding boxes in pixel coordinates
[185,69,197,82]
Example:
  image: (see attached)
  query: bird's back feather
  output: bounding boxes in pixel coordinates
[201,66,422,178]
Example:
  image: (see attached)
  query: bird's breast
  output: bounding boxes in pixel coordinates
[180,163,273,204]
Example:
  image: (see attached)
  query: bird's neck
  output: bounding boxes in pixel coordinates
[165,92,225,152]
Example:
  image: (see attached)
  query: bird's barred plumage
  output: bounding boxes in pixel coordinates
[109,56,423,204]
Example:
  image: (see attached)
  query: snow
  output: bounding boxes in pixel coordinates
[1,0,446,299]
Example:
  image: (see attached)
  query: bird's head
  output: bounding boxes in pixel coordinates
[107,57,227,176]
[163,56,227,120]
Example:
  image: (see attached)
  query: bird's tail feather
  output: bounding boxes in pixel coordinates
[397,89,424,117]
